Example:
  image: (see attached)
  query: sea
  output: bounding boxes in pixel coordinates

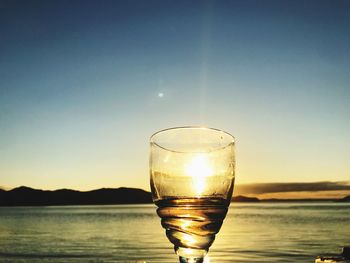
[0,203,349,262]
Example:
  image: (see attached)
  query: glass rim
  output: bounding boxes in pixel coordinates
[150,126,235,153]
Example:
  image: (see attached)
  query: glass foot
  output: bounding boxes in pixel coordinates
[179,256,204,263]
[176,247,207,263]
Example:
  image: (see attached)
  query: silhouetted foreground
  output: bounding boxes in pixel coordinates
[0,186,348,206]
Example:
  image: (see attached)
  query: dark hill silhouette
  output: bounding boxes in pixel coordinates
[0,186,152,206]
[0,186,348,206]
[0,186,262,206]
[232,195,260,202]
[0,188,5,201]
[337,195,350,202]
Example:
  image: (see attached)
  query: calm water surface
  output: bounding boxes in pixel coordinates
[0,203,349,262]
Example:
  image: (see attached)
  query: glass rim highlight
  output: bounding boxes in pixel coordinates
[150,126,235,154]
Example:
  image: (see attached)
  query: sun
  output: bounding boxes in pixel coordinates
[185,154,213,196]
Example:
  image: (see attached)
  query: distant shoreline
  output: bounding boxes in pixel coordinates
[232,195,348,203]
[0,186,349,206]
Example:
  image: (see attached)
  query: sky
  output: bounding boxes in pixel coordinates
[0,0,349,193]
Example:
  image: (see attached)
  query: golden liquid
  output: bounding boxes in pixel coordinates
[155,197,229,251]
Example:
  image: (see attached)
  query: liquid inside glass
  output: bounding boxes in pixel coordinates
[156,197,229,251]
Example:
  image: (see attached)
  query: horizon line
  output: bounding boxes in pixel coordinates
[1,180,350,194]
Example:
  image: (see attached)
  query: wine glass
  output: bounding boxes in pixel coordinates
[150,127,235,263]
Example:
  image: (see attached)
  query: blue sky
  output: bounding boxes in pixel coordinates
[0,0,349,190]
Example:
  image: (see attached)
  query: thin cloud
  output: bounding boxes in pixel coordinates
[235,181,350,195]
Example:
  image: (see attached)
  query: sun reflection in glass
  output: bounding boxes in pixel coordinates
[185,154,213,196]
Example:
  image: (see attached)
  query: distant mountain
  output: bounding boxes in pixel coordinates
[0,186,152,206]
[232,195,260,202]
[0,188,5,201]
[337,195,350,202]
[0,186,348,206]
